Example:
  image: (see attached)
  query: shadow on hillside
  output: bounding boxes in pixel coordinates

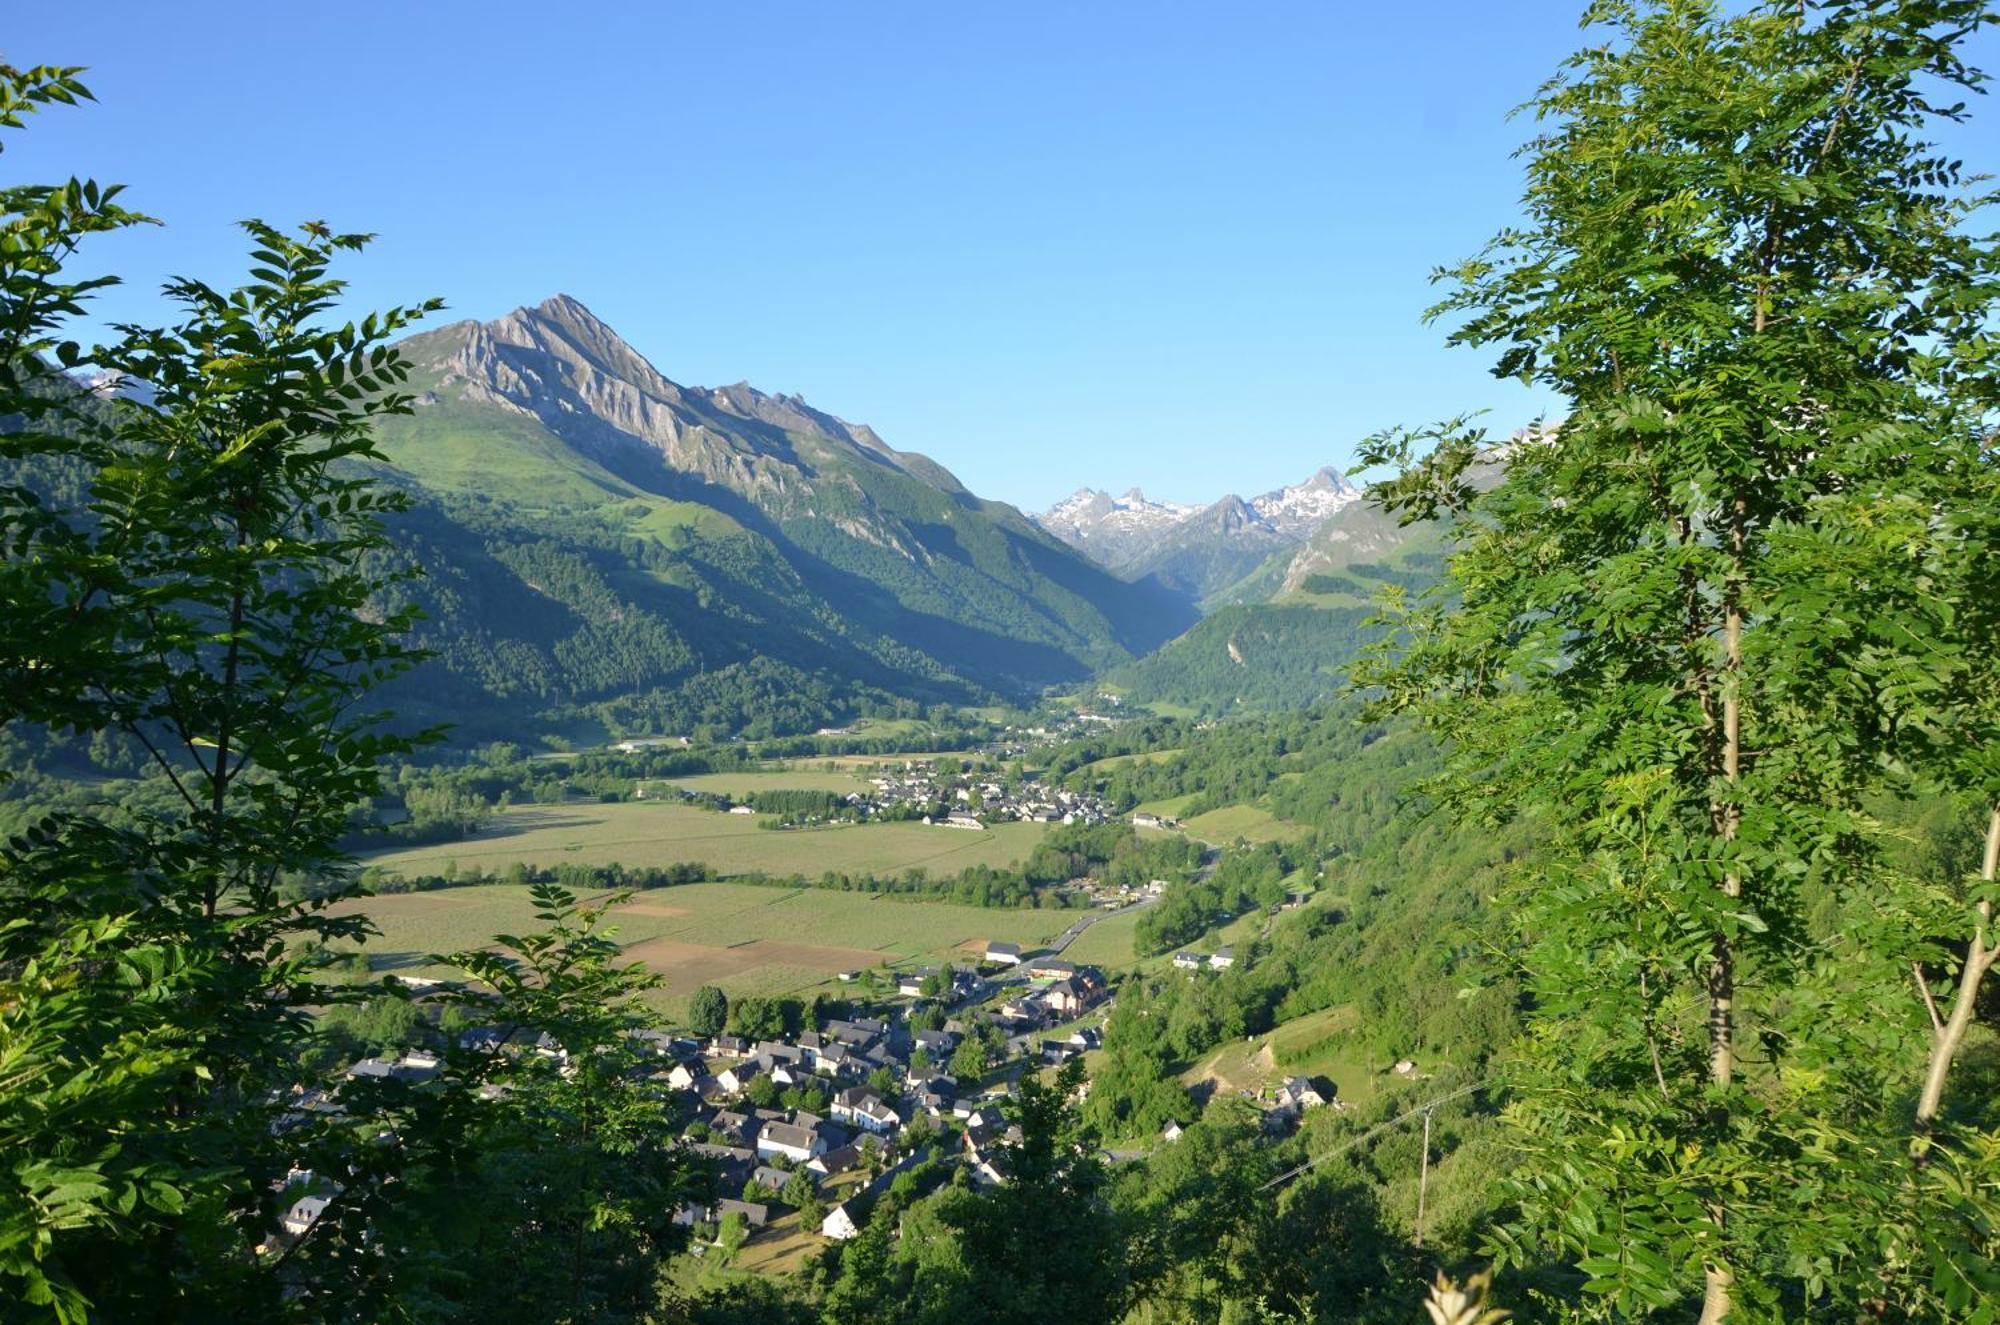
[467,806,608,840]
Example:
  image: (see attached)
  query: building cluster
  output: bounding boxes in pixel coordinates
[851,760,1117,828]
[1171,946,1236,971]
[520,944,1113,1252]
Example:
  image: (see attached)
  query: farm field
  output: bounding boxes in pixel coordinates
[659,769,871,797]
[362,801,1048,880]
[335,882,1077,1014]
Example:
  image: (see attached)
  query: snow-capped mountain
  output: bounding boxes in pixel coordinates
[1033,464,1362,603]
[1248,466,1360,536]
[1036,487,1201,560]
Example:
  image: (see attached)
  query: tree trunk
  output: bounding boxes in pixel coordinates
[1700,503,1748,1324]
[1912,804,2000,1150]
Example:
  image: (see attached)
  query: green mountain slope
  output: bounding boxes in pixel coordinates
[354,297,1195,740]
[1104,497,1458,714]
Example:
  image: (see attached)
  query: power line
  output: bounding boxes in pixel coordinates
[1258,1080,1490,1193]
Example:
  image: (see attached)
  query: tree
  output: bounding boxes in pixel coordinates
[1357,2,2000,1319]
[949,1035,987,1084]
[687,984,728,1038]
[345,885,702,1323]
[822,1060,1131,1325]
[1,63,447,1317]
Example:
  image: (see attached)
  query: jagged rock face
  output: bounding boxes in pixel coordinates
[368,295,1198,708]
[404,294,962,511]
[1032,464,1362,603]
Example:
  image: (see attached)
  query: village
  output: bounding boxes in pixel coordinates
[267,925,1343,1264]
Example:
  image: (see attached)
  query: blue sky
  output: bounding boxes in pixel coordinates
[9,4,1991,509]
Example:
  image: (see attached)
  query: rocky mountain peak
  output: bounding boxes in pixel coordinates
[396,295,968,500]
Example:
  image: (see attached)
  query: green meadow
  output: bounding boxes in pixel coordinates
[364,800,1048,880]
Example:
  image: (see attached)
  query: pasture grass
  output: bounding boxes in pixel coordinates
[1181,802,1311,844]
[336,881,1076,1017]
[362,801,1048,880]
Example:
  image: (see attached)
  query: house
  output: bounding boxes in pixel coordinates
[751,1164,802,1193]
[1209,947,1235,970]
[757,1120,828,1164]
[913,1078,958,1115]
[715,1198,769,1228]
[282,1193,333,1238]
[1026,957,1076,981]
[1271,1076,1332,1115]
[457,1025,507,1053]
[716,1064,761,1096]
[941,813,986,831]
[913,1029,955,1056]
[709,1110,752,1144]
[1042,978,1092,1018]
[343,1055,398,1082]
[831,1087,900,1134]
[664,1061,706,1091]
[984,941,1023,967]
[690,1143,756,1186]
[706,1034,748,1058]
[277,1168,339,1237]
[1171,951,1205,971]
[821,1203,861,1241]
[808,1143,862,1178]
[1161,1119,1185,1144]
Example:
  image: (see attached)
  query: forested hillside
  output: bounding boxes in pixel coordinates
[340,297,1197,743]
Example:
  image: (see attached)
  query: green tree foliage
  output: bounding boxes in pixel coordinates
[821,1061,1131,1325]
[0,67,442,1314]
[0,69,701,1323]
[1356,2,2000,1318]
[687,984,728,1038]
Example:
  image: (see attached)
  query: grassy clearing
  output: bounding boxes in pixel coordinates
[1081,748,1185,773]
[336,881,1078,1015]
[1181,1003,1371,1106]
[1181,803,1311,844]
[1057,908,1146,969]
[362,801,1047,880]
[1131,792,1202,820]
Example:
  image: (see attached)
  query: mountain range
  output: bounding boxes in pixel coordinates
[349,295,1197,740]
[20,296,1457,739]
[1034,466,1361,603]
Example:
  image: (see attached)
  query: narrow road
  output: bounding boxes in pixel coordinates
[1043,892,1158,957]
[1040,846,1217,959]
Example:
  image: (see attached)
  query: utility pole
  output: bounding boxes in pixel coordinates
[1415,1106,1433,1248]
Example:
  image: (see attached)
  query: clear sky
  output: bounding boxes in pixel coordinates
[8,4,1992,510]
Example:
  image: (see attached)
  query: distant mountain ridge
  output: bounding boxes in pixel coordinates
[343,295,1197,740]
[1033,465,1362,603]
